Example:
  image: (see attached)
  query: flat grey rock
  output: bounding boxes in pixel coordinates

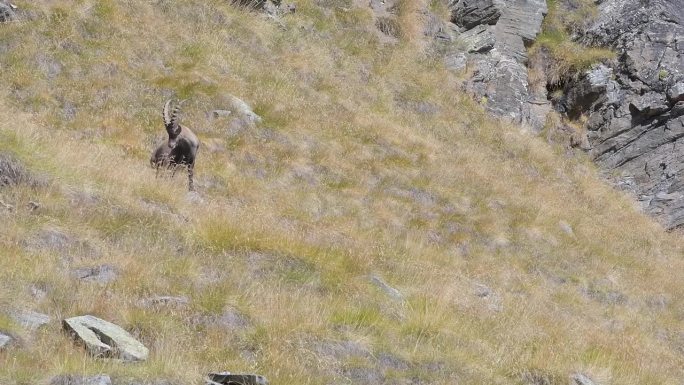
[459,25,495,53]
[50,375,112,385]
[8,309,51,330]
[137,296,189,309]
[208,372,268,385]
[63,315,148,361]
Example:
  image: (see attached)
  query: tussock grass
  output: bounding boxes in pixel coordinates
[530,0,615,86]
[0,0,682,384]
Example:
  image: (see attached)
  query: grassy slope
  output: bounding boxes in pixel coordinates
[0,0,682,384]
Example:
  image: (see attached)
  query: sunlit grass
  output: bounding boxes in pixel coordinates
[0,0,681,384]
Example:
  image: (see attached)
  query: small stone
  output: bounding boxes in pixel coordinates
[370,274,404,301]
[473,283,492,298]
[63,315,148,361]
[473,283,503,312]
[210,110,232,119]
[49,375,112,385]
[71,265,117,285]
[29,283,49,301]
[570,373,596,385]
[8,309,51,330]
[138,295,189,309]
[0,331,14,350]
[208,372,268,385]
[559,221,574,235]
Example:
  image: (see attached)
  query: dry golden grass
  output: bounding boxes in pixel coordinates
[0,1,682,384]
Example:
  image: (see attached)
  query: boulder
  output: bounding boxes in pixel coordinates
[63,315,148,361]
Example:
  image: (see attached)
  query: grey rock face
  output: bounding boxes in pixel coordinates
[50,375,112,385]
[63,315,149,361]
[445,0,548,130]
[560,0,684,229]
[460,25,495,53]
[449,0,501,30]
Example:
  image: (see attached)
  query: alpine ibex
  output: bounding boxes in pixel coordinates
[150,100,200,191]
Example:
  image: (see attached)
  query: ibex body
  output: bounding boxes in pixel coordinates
[150,100,200,191]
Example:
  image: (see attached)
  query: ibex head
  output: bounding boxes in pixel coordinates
[151,99,200,191]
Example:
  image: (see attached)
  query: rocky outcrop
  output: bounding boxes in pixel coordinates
[558,0,684,229]
[63,315,149,361]
[444,0,550,130]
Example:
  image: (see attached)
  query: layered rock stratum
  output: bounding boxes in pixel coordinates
[561,0,684,229]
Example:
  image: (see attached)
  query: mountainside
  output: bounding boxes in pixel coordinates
[0,1,683,385]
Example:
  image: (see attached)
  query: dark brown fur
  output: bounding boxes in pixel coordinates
[150,100,200,191]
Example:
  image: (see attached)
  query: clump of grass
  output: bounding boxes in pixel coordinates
[530,0,615,85]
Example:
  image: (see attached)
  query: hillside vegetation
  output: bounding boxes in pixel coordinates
[0,1,682,384]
